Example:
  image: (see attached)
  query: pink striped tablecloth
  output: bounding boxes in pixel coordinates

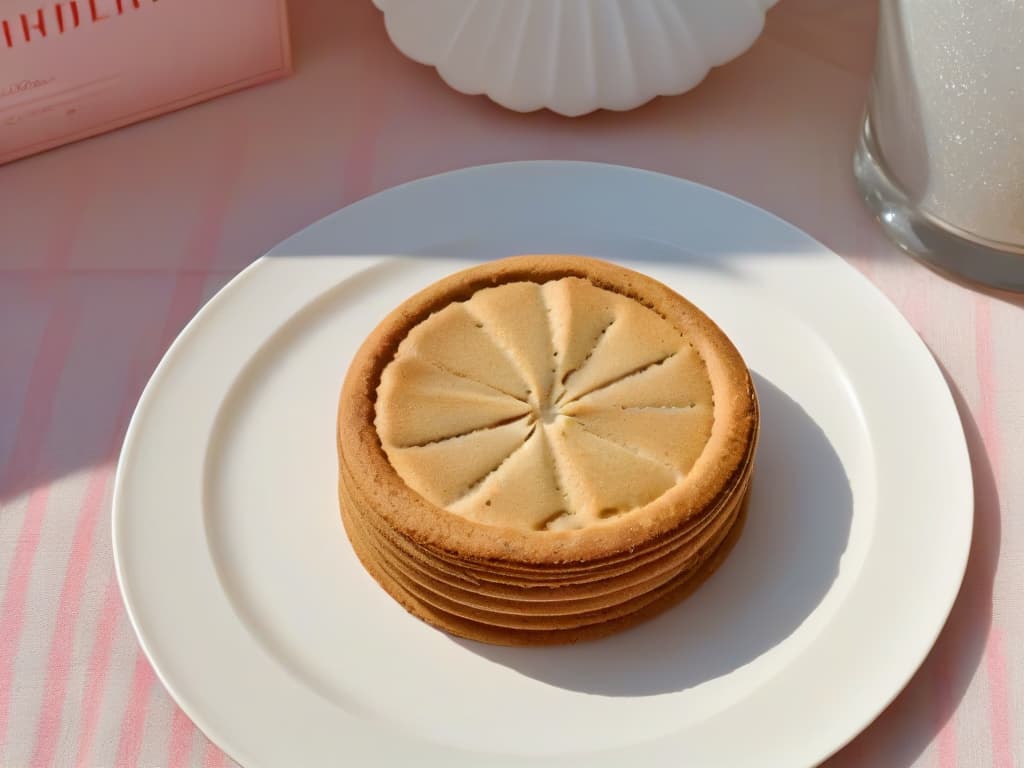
[1,0,1021,765]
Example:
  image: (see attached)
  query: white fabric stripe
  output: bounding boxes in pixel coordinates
[960,661,996,768]
[1009,648,1023,768]
[138,684,176,768]
[55,637,89,767]
[87,611,140,768]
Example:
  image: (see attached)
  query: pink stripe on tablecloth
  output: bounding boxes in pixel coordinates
[29,461,115,768]
[168,706,196,768]
[0,301,80,748]
[974,297,1012,768]
[204,739,229,768]
[113,654,157,767]
[986,626,1013,768]
[75,577,123,766]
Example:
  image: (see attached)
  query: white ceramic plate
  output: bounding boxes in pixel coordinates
[114,161,972,768]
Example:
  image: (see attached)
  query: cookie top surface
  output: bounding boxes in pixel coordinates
[374,277,714,532]
[339,255,757,564]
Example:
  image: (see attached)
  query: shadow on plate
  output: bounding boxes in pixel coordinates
[452,373,854,696]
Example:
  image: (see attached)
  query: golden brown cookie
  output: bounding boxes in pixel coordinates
[337,255,759,645]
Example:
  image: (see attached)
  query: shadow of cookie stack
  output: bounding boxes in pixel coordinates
[338,255,759,645]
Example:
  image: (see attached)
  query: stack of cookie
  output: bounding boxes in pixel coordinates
[338,256,758,645]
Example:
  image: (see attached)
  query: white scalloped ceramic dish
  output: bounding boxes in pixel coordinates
[114,162,971,767]
[372,0,779,116]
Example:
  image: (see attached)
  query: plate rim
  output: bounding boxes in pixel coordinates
[113,160,973,768]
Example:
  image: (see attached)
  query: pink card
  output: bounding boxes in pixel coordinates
[0,0,291,165]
